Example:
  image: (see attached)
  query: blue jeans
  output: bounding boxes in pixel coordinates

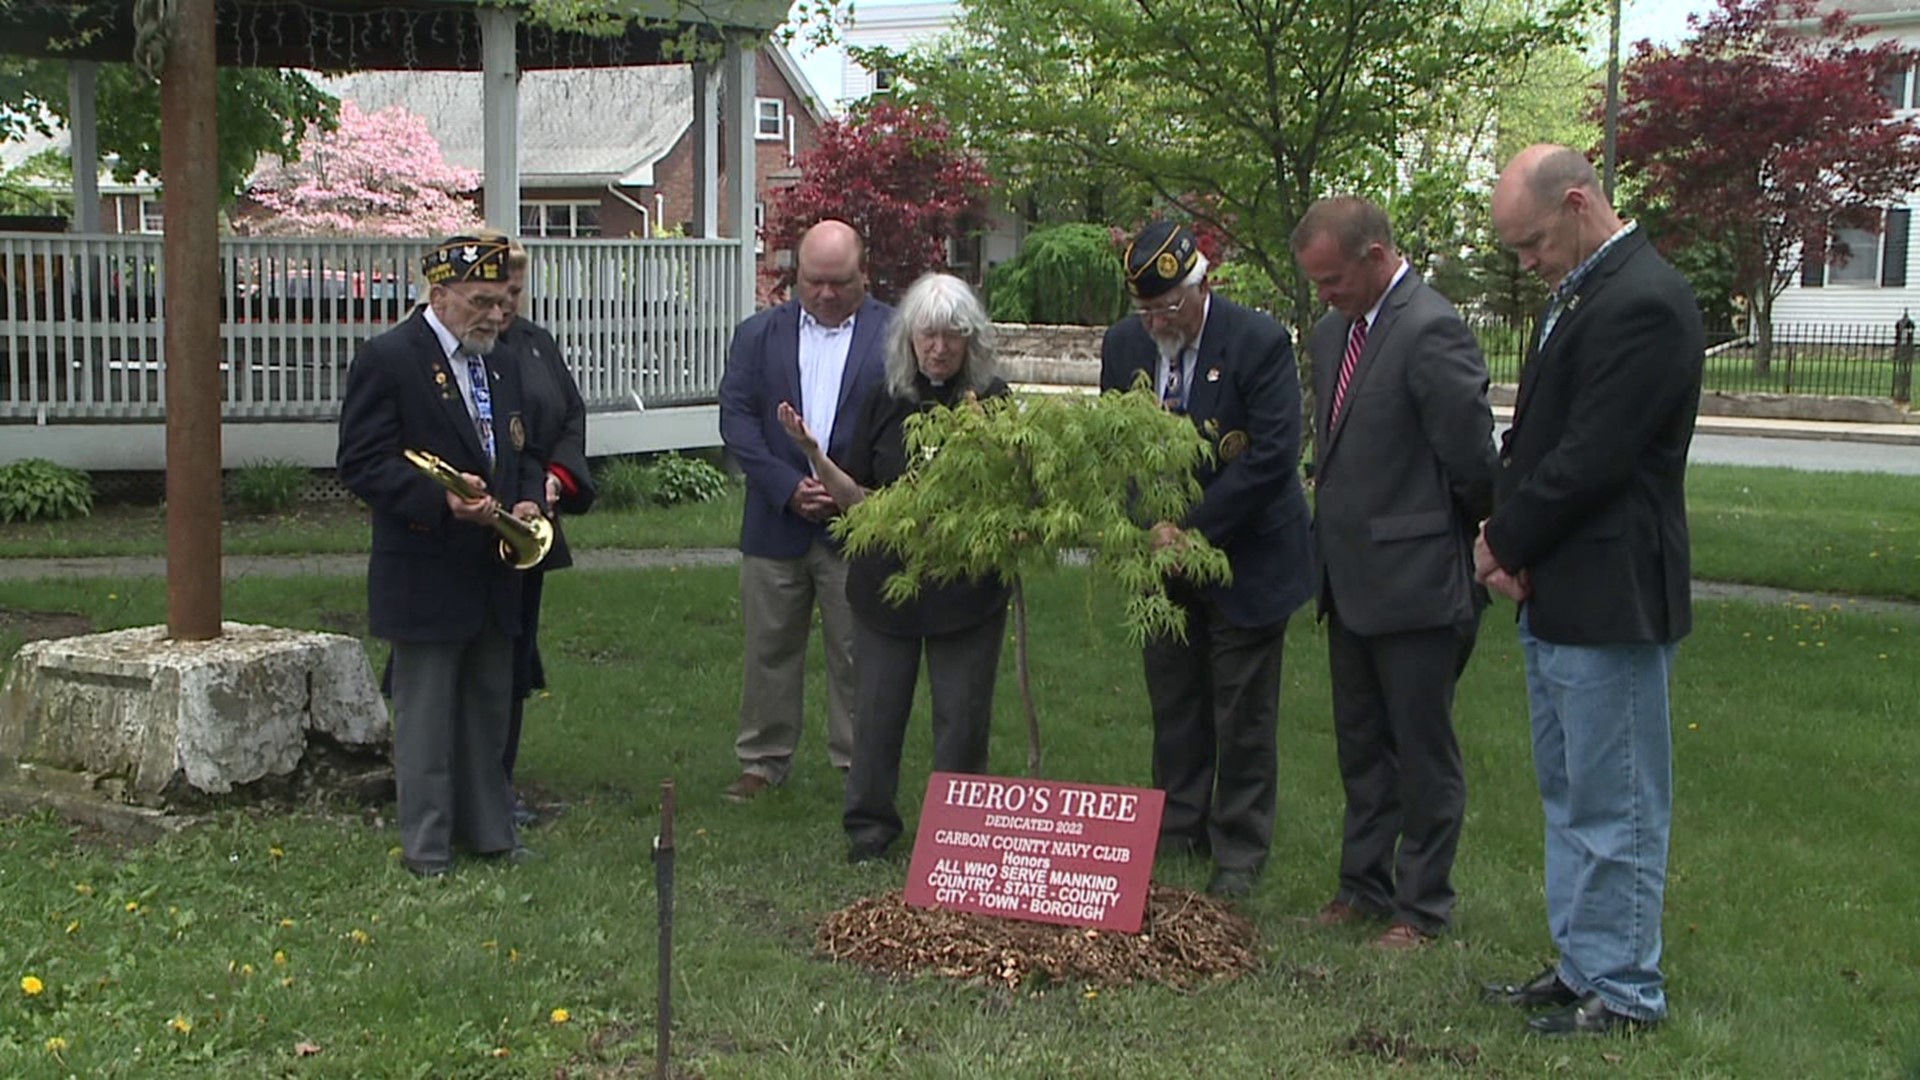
[1518,609,1677,1021]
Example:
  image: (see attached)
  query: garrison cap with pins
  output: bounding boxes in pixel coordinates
[422,234,511,286]
[1124,220,1201,300]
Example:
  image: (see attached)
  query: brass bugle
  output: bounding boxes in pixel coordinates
[403,448,554,570]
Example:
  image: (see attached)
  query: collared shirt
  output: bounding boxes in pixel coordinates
[798,307,857,467]
[422,305,485,423]
[1156,293,1213,409]
[1363,259,1412,329]
[1538,221,1638,349]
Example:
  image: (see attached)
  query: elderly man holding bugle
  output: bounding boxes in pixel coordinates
[337,234,549,878]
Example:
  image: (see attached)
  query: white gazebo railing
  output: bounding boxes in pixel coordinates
[0,232,743,424]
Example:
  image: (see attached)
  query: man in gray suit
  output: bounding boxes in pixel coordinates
[1293,197,1495,948]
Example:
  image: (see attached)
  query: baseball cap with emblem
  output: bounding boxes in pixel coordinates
[1124,220,1201,300]
[422,234,511,286]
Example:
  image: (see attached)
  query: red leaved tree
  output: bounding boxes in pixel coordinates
[238,100,482,237]
[762,101,991,303]
[1617,0,1920,373]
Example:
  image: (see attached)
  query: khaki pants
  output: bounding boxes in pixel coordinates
[735,542,857,783]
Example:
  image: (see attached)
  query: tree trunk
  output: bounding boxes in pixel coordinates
[1013,575,1042,777]
[1753,289,1775,377]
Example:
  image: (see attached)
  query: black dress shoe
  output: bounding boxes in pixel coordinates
[846,838,891,865]
[1483,966,1582,1009]
[1205,867,1257,899]
[404,858,452,879]
[1527,994,1658,1037]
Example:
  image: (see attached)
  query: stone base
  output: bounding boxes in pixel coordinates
[0,622,389,809]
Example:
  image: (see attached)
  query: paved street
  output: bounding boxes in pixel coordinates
[1688,433,1920,474]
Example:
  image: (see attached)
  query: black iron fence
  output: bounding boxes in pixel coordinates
[1465,315,1917,403]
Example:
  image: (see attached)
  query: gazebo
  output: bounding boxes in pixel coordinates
[0,0,784,637]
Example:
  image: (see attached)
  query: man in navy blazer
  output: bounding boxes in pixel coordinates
[1477,146,1703,1036]
[1099,221,1315,899]
[337,234,548,877]
[717,220,890,801]
[1294,196,1494,949]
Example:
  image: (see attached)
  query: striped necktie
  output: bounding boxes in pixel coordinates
[1330,315,1367,424]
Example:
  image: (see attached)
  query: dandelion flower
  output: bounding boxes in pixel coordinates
[168,1014,192,1034]
[550,1008,571,1024]
[269,846,285,860]
[45,1036,67,1053]
[278,918,296,929]
[74,883,93,897]
[273,951,288,967]
[21,975,45,996]
[65,920,80,935]
[348,929,371,946]
[125,901,140,913]
[491,1047,511,1058]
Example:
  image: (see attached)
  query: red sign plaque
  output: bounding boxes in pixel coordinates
[903,772,1166,933]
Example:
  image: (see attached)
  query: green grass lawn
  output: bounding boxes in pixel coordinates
[2,564,1917,1077]
[0,482,746,559]
[1687,465,1920,600]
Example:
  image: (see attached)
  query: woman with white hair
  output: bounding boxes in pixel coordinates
[779,272,1012,864]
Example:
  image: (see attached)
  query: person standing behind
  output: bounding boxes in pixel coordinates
[496,236,596,825]
[1099,221,1315,899]
[1476,145,1704,1036]
[778,273,1012,864]
[337,234,548,876]
[717,219,890,802]
[1292,196,1495,949]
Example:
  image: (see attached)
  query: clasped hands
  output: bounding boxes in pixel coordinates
[776,401,841,523]
[1473,521,1531,604]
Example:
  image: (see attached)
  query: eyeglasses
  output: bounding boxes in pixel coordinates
[1134,294,1186,322]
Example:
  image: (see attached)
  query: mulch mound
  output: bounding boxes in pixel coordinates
[816,884,1259,991]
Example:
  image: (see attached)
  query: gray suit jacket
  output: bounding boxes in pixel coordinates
[1309,271,1495,636]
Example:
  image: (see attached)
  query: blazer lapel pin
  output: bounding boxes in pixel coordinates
[1206,367,1221,382]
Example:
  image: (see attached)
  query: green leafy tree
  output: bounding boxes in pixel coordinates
[835,384,1229,776]
[983,223,1127,326]
[0,58,335,204]
[882,0,1594,355]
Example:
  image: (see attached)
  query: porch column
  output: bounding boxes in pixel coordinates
[479,8,521,232]
[68,62,100,233]
[691,61,719,238]
[722,39,756,314]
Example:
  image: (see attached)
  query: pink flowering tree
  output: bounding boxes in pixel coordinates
[239,101,482,236]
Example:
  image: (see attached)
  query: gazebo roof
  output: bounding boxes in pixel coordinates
[0,0,792,70]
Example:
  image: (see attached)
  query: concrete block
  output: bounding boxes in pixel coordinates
[0,622,389,807]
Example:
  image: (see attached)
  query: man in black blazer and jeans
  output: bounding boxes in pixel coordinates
[1100,221,1315,899]
[1477,145,1704,1036]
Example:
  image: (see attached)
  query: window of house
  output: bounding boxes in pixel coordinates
[1882,65,1914,111]
[139,196,164,234]
[755,98,785,140]
[1827,227,1882,285]
[754,201,766,255]
[872,69,895,95]
[519,201,602,238]
[1801,208,1911,288]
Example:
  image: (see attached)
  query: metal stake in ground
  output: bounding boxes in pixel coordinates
[653,779,675,1080]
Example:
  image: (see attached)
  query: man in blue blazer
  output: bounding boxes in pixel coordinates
[1477,145,1704,1036]
[337,234,548,877]
[1099,221,1315,898]
[717,220,890,801]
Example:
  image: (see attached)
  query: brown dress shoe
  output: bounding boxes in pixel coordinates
[722,773,772,803]
[1372,922,1433,950]
[1314,900,1363,927]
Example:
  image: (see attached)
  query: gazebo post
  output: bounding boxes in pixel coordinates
[722,39,755,313]
[67,62,100,234]
[161,0,223,640]
[480,6,522,232]
[692,61,719,238]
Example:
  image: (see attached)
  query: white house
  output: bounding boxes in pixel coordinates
[1772,0,1920,330]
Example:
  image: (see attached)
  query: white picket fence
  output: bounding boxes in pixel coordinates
[0,232,743,423]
